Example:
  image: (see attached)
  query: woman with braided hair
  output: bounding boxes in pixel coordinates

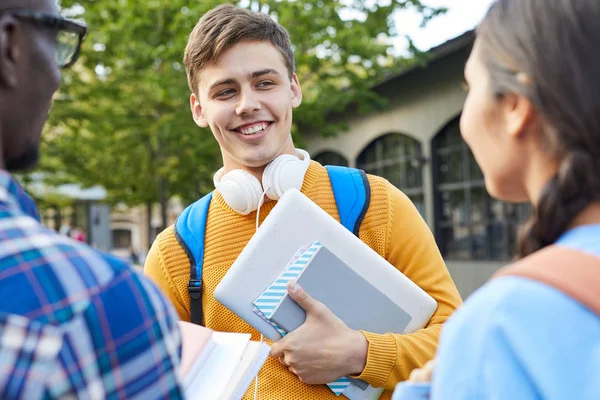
[393,0,600,399]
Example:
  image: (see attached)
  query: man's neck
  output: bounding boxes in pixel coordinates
[244,165,268,183]
[221,145,299,183]
[219,162,269,183]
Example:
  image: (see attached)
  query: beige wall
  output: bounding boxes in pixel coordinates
[304,48,505,299]
[446,261,505,299]
[306,50,468,229]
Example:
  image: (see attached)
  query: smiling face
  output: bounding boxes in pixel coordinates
[190,40,302,174]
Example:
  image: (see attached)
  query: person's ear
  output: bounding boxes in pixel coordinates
[0,16,22,88]
[502,89,535,140]
[290,73,302,108]
[190,92,208,128]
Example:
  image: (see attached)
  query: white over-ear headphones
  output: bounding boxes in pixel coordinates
[213,149,311,215]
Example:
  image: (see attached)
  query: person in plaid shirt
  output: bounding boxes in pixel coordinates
[0,1,184,399]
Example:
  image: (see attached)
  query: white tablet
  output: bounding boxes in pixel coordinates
[213,189,437,342]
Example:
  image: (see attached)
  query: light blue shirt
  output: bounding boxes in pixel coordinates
[393,224,600,400]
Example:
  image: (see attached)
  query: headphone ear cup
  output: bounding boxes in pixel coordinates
[216,169,263,215]
[263,150,311,200]
[262,154,297,200]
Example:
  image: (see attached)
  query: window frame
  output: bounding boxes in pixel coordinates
[356,133,426,215]
[432,116,531,261]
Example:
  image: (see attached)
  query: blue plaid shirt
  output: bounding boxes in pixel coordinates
[0,171,184,399]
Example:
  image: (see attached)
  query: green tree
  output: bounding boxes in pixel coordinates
[41,0,445,233]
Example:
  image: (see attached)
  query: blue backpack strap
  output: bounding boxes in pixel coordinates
[325,166,371,236]
[174,192,213,325]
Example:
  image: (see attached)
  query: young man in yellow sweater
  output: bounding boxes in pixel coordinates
[144,4,462,399]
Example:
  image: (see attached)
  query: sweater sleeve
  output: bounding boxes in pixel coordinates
[353,182,462,390]
[144,226,191,322]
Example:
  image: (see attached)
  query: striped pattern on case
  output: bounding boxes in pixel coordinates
[252,241,352,396]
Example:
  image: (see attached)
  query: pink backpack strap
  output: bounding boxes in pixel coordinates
[493,245,600,316]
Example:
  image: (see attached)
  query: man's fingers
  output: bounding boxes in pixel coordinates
[409,367,426,382]
[270,341,284,359]
[408,360,435,382]
[288,280,323,314]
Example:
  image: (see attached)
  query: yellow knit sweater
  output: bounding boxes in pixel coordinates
[144,162,462,400]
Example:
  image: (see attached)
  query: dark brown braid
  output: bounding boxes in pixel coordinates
[518,152,600,257]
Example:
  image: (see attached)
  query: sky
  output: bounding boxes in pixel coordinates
[392,0,495,54]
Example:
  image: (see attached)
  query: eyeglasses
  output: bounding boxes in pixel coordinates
[1,10,87,69]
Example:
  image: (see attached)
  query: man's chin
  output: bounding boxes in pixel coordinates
[6,145,40,172]
[240,162,270,173]
[242,154,281,170]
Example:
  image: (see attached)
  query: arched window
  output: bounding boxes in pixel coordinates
[313,151,349,167]
[433,117,531,260]
[112,228,132,249]
[356,133,425,216]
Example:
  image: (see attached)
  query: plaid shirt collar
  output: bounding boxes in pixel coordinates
[0,170,41,221]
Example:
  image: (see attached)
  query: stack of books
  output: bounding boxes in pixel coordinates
[178,321,271,400]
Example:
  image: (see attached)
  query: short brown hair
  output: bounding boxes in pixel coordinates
[184,4,295,94]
